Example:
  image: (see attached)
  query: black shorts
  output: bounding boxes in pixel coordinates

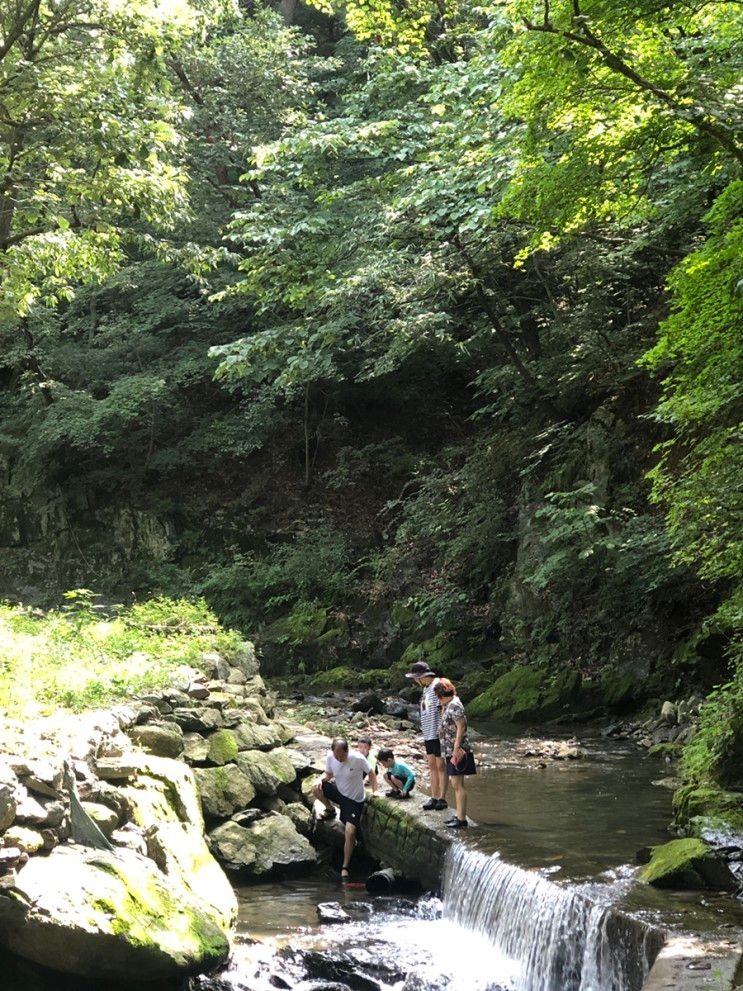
[321,780,365,826]
[446,751,477,776]
[424,738,442,757]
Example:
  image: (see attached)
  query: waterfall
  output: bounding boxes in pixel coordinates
[442,845,664,991]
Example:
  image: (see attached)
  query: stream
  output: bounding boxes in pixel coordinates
[203,723,742,991]
[2,722,741,991]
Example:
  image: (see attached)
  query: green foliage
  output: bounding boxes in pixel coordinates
[0,594,242,715]
[681,662,743,789]
[644,181,743,588]
[196,525,357,631]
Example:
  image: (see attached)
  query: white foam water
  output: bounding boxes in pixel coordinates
[442,844,664,991]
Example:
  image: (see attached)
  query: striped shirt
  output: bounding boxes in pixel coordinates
[420,678,442,740]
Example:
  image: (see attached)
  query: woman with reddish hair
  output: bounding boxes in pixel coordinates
[433,678,476,829]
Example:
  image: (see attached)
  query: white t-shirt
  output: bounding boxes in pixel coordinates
[325,749,371,803]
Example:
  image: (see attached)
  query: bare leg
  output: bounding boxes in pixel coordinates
[342,822,357,875]
[426,753,440,798]
[312,779,334,816]
[436,756,448,802]
[450,775,466,820]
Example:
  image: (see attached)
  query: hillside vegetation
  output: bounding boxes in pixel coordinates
[0,1,740,791]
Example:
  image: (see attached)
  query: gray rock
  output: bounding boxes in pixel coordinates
[384,702,408,719]
[134,705,161,725]
[0,847,26,873]
[15,791,65,829]
[227,669,247,685]
[182,733,210,765]
[232,642,260,678]
[209,815,317,875]
[0,781,17,831]
[202,652,230,681]
[317,902,351,924]
[220,708,243,728]
[232,721,282,752]
[128,724,184,758]
[235,749,297,797]
[0,845,231,979]
[2,826,45,854]
[284,802,313,835]
[660,701,677,726]
[80,802,119,838]
[173,708,224,734]
[94,760,138,782]
[188,684,210,701]
[352,693,384,715]
[194,766,256,819]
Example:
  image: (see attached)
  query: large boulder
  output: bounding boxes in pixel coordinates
[639,838,738,891]
[0,846,230,980]
[235,749,297,797]
[128,723,184,758]
[232,641,260,678]
[232,720,282,752]
[194,766,256,819]
[113,755,237,933]
[209,814,317,875]
[206,731,239,766]
[468,665,582,722]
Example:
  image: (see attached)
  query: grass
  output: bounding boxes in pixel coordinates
[0,591,243,717]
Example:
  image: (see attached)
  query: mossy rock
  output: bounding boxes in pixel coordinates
[206,730,238,767]
[457,670,493,704]
[648,742,682,760]
[468,665,582,722]
[0,846,231,979]
[307,665,390,692]
[391,601,418,631]
[400,633,468,680]
[672,783,743,831]
[639,838,737,891]
[599,670,644,708]
[263,605,328,646]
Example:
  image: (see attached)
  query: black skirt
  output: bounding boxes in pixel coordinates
[445,750,476,776]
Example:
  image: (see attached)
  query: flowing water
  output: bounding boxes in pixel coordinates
[2,726,740,991]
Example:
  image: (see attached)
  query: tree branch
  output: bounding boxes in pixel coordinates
[523,9,743,164]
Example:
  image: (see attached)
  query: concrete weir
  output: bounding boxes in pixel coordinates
[318,794,742,991]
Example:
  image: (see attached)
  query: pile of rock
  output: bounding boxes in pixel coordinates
[0,639,322,981]
[0,705,236,980]
[602,697,701,756]
[122,650,319,877]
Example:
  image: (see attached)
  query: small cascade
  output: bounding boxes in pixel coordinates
[442,845,664,991]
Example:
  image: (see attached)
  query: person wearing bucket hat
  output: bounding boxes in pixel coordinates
[405,660,448,811]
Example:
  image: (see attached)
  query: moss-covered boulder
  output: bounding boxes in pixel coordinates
[672,783,743,831]
[468,665,582,722]
[232,720,282,752]
[194,765,256,819]
[307,665,390,692]
[639,838,737,891]
[208,814,317,876]
[599,669,644,708]
[648,742,682,760]
[0,846,230,980]
[399,633,469,680]
[114,755,237,934]
[206,730,239,766]
[128,723,184,758]
[235,749,297,797]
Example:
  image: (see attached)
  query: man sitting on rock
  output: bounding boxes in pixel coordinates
[377,748,415,799]
[313,737,378,879]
